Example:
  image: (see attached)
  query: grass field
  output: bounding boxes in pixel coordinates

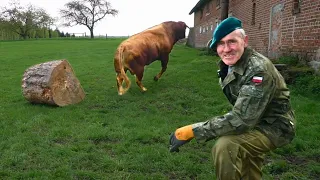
[0,39,319,179]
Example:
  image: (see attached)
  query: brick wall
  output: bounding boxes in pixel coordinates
[280,0,320,61]
[193,0,220,48]
[191,0,320,61]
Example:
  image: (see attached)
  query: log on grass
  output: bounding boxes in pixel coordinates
[22,60,85,106]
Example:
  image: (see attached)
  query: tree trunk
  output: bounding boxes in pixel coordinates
[90,29,94,38]
[22,33,28,39]
[22,60,85,106]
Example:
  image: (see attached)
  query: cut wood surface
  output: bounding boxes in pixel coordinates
[22,60,85,106]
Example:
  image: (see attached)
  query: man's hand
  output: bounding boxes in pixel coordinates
[169,133,191,152]
[169,125,194,152]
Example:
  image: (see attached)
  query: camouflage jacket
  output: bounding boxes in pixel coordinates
[192,47,296,147]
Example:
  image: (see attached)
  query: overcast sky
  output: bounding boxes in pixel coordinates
[1,0,199,36]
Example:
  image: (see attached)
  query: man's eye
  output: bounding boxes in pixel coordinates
[217,42,224,46]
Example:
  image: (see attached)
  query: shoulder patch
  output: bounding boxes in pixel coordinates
[252,76,263,84]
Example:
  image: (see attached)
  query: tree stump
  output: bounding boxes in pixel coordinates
[22,60,85,106]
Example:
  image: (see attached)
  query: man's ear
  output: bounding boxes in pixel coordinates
[244,35,249,47]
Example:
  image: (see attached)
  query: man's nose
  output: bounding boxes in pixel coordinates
[223,43,232,51]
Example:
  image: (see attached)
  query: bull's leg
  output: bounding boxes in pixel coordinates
[154,54,168,81]
[116,73,125,95]
[116,68,131,95]
[122,68,131,94]
[135,68,147,92]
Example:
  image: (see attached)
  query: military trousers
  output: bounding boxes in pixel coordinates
[212,130,275,180]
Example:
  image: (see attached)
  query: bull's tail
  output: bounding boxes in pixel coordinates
[115,45,131,95]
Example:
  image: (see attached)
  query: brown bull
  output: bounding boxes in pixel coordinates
[114,21,188,95]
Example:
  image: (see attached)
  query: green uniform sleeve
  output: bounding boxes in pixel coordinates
[192,72,276,142]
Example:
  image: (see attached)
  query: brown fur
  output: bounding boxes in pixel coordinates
[114,21,188,95]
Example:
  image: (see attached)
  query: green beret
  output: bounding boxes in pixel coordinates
[209,17,242,49]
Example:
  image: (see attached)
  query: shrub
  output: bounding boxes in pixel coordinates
[276,56,300,66]
[273,56,320,97]
[265,160,289,174]
[292,74,320,96]
[197,47,217,56]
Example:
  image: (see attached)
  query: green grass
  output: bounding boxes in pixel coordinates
[0,39,319,179]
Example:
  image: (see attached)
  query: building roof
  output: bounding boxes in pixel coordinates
[189,0,211,15]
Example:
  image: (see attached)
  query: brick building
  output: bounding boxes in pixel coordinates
[188,0,320,61]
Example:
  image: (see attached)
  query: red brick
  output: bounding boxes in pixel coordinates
[190,0,320,61]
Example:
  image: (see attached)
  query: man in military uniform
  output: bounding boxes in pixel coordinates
[169,17,295,180]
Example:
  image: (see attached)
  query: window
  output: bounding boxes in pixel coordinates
[292,0,301,14]
[216,0,220,9]
[199,26,202,34]
[251,1,256,25]
[205,4,210,14]
[200,8,203,20]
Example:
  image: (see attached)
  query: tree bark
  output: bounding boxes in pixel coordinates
[22,60,85,106]
[90,28,94,38]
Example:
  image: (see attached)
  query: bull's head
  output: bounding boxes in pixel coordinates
[173,21,189,42]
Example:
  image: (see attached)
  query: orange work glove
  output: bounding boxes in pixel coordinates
[169,125,194,152]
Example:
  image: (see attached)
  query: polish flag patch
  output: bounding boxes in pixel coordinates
[252,76,263,84]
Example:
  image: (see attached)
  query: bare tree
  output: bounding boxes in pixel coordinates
[60,0,118,38]
[1,1,54,39]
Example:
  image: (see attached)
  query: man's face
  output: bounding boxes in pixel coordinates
[216,30,248,66]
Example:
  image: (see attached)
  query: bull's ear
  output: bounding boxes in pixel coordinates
[178,21,188,29]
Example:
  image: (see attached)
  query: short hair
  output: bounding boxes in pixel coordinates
[237,28,246,38]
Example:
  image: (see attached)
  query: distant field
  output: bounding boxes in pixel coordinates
[0,39,319,179]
